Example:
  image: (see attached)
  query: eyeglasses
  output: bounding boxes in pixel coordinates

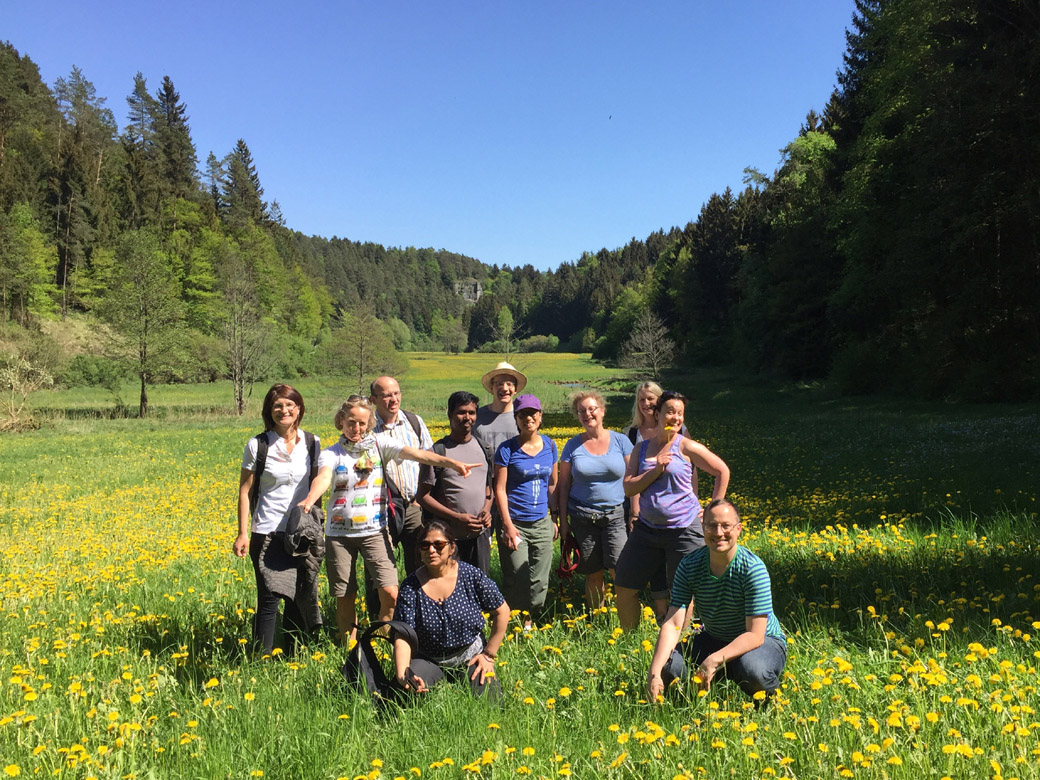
[418,540,451,552]
[577,406,600,417]
[704,523,739,533]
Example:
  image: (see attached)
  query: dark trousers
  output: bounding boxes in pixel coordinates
[663,632,787,698]
[409,657,502,701]
[249,533,306,655]
[455,529,492,575]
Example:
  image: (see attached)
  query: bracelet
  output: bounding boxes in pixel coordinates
[482,651,496,662]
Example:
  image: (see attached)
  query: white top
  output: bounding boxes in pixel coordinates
[373,411,432,503]
[318,433,405,538]
[241,430,318,534]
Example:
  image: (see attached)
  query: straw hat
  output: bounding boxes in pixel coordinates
[481,361,528,394]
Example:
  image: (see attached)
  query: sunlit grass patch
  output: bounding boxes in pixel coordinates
[1,360,1038,777]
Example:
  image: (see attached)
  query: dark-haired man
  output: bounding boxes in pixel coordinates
[416,391,494,573]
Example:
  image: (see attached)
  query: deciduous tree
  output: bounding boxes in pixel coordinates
[98,229,184,417]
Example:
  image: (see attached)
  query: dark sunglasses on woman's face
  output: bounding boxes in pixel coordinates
[418,540,450,552]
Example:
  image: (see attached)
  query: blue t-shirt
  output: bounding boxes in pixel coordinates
[560,431,633,511]
[393,562,505,659]
[495,434,558,524]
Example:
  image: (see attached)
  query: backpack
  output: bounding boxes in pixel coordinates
[341,620,418,709]
[248,430,320,519]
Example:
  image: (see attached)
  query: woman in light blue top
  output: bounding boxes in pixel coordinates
[558,390,633,610]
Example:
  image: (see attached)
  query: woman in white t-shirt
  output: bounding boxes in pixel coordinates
[234,384,321,656]
[301,395,479,644]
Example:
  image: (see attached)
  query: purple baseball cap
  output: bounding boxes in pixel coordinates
[513,394,542,414]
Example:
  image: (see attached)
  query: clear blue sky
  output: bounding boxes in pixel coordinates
[10,1,855,271]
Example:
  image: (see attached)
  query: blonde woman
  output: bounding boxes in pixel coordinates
[300,395,478,643]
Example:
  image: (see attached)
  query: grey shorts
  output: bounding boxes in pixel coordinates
[568,503,627,574]
[614,521,704,593]
[326,530,398,596]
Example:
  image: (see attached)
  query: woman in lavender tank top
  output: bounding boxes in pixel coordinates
[614,390,730,631]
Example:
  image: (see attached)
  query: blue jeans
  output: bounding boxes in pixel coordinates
[663,632,787,698]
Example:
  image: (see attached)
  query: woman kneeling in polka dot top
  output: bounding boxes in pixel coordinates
[392,520,511,699]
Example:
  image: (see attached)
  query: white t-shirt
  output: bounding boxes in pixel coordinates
[318,433,405,538]
[241,430,319,534]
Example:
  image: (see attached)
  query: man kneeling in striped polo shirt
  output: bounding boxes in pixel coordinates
[647,498,786,703]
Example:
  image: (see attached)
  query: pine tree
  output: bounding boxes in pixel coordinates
[154,76,198,204]
[121,72,160,228]
[223,138,268,228]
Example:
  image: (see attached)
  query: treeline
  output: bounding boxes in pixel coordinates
[3,0,1039,409]
[478,0,1040,400]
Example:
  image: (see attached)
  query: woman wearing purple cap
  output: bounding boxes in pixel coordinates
[493,393,558,629]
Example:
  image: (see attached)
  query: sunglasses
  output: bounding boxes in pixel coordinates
[418,539,451,552]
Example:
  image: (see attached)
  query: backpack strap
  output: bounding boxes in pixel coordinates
[626,426,638,445]
[304,431,318,484]
[402,409,423,443]
[304,430,322,510]
[248,432,269,519]
[359,620,419,690]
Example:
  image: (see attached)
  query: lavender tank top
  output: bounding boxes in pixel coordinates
[637,434,702,531]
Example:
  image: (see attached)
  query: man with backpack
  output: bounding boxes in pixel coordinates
[416,391,495,573]
[370,375,433,575]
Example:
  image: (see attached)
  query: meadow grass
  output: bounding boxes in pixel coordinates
[2,355,1039,779]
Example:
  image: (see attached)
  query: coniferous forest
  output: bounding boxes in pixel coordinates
[1,0,1038,410]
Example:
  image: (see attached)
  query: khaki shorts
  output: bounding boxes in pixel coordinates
[326,530,398,596]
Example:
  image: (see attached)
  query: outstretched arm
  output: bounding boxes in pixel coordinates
[400,445,479,477]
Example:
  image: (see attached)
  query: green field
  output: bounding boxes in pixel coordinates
[2,354,1039,779]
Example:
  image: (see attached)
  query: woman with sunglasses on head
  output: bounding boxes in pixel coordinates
[557,390,633,611]
[392,520,510,699]
[234,384,322,656]
[300,396,479,645]
[614,390,730,631]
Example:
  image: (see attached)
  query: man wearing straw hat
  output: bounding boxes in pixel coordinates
[474,362,528,545]
[473,361,528,454]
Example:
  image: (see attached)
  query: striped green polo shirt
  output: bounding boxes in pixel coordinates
[670,545,784,642]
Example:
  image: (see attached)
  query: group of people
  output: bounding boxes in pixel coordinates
[233,362,787,703]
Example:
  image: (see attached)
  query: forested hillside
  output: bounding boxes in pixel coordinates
[2,0,1038,407]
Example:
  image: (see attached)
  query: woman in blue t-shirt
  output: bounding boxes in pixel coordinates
[494,394,558,628]
[558,390,633,611]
